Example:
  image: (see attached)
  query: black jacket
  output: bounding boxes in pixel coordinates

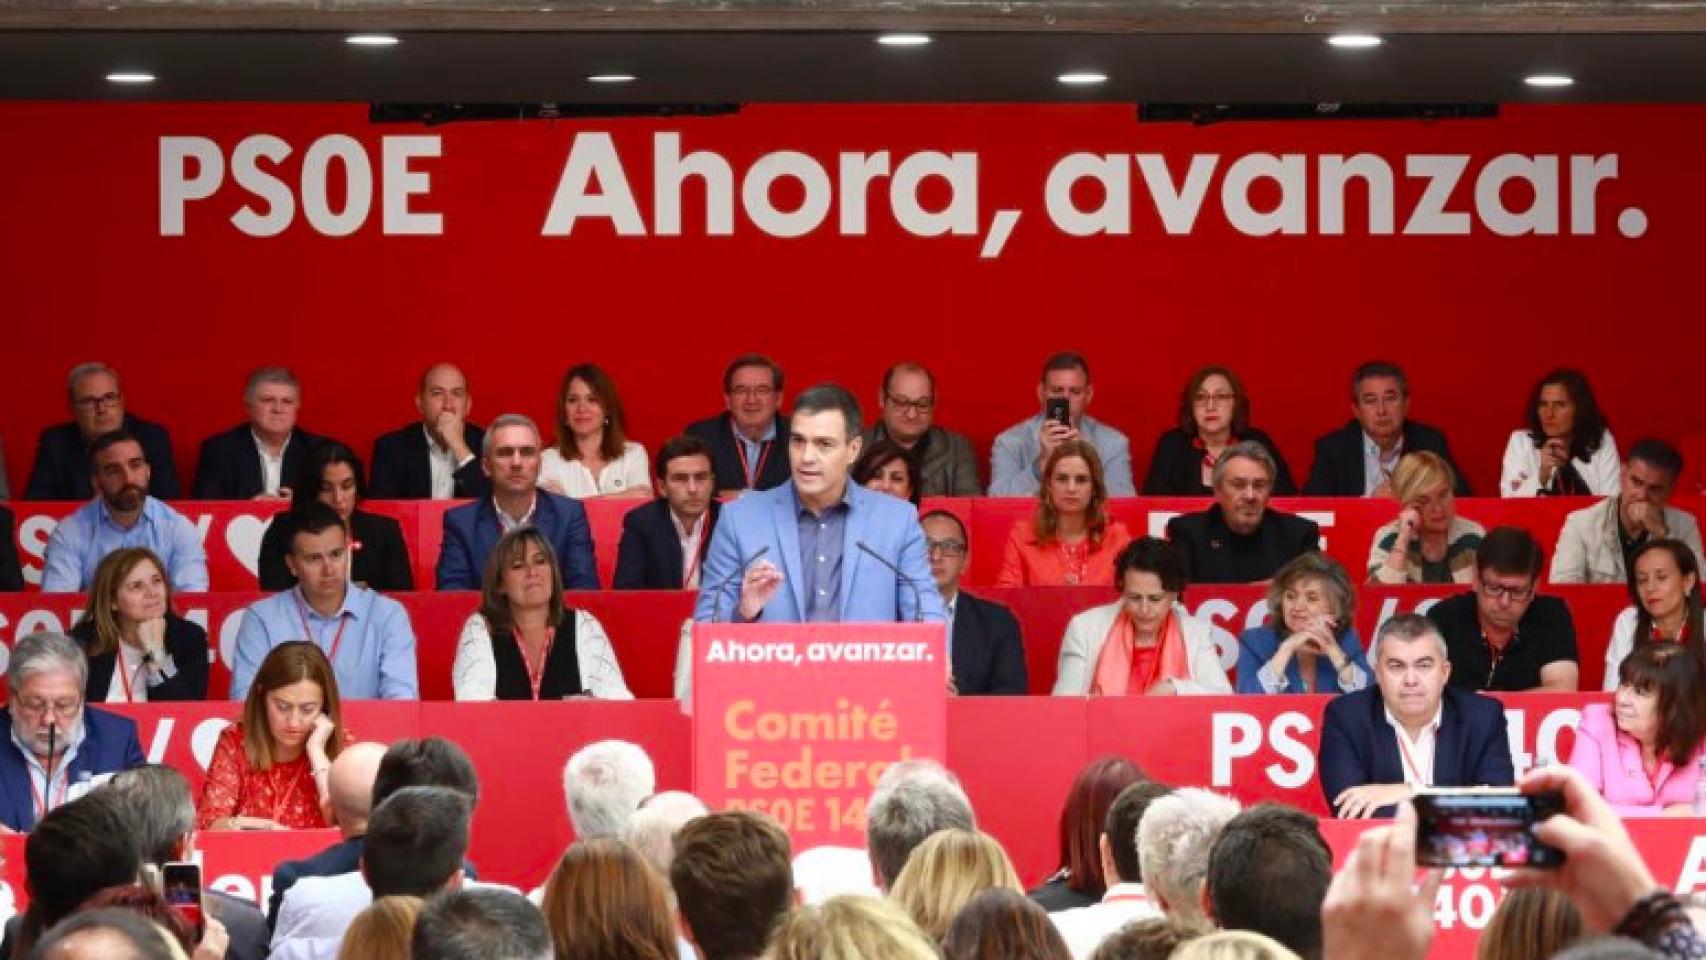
[256,508,414,591]
[684,413,791,494]
[1319,684,1514,817]
[613,498,722,589]
[951,591,1028,695]
[367,421,490,500]
[0,508,22,592]
[24,414,181,500]
[1142,427,1297,496]
[1166,505,1320,584]
[210,888,270,960]
[1303,419,1470,496]
[193,425,325,500]
[72,614,209,702]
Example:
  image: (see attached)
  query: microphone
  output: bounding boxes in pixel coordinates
[711,546,771,624]
[43,721,58,816]
[856,541,930,624]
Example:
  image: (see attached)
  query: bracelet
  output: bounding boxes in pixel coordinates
[1613,889,1687,943]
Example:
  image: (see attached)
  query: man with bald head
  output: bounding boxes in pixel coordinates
[368,363,490,500]
[266,742,387,927]
[863,362,983,496]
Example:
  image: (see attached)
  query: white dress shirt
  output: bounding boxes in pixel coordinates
[451,611,633,700]
[423,425,467,500]
[1383,703,1445,787]
[538,443,651,498]
[272,871,518,953]
[675,510,707,589]
[104,642,151,703]
[252,431,290,496]
[1050,882,1162,960]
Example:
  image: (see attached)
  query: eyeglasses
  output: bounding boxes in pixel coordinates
[73,392,121,411]
[16,698,82,720]
[884,393,935,415]
[1479,581,1535,603]
[1193,392,1236,406]
[926,539,967,557]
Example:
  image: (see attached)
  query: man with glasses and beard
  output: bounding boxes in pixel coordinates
[1426,527,1580,692]
[0,631,144,831]
[40,431,208,593]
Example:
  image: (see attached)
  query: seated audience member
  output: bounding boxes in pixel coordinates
[685,354,792,494]
[0,631,144,831]
[613,435,721,589]
[991,351,1135,497]
[1303,361,1468,497]
[1050,781,1172,958]
[11,791,142,955]
[266,741,390,926]
[1367,452,1484,585]
[452,527,630,700]
[0,505,23,592]
[412,889,551,960]
[199,641,345,830]
[1000,441,1134,587]
[541,839,678,960]
[367,362,488,501]
[257,442,413,592]
[866,361,984,496]
[865,759,977,892]
[231,502,419,700]
[1175,930,1303,960]
[1319,614,1515,819]
[1603,538,1705,692]
[1502,369,1620,497]
[1552,439,1703,584]
[1090,918,1208,960]
[1204,804,1333,960]
[26,362,181,501]
[48,902,212,960]
[891,829,1025,942]
[1568,643,1706,816]
[1236,553,1370,695]
[944,888,1073,960]
[769,896,940,960]
[1426,527,1580,693]
[670,811,796,960]
[1032,757,1144,911]
[41,431,208,593]
[1054,538,1233,696]
[563,739,655,840]
[1144,366,1296,496]
[922,510,1027,695]
[335,896,421,960]
[435,414,598,591]
[194,366,324,500]
[1135,789,1242,928]
[626,791,710,884]
[73,885,207,954]
[104,765,269,960]
[71,548,209,702]
[853,438,921,505]
[1167,443,1319,584]
[539,364,651,499]
[1477,889,1583,960]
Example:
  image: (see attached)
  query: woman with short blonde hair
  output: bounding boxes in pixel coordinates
[767,896,938,960]
[1172,930,1303,960]
[1369,451,1484,584]
[889,829,1024,942]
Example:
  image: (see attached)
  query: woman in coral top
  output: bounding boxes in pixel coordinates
[998,440,1133,587]
[198,641,346,830]
[1568,641,1706,816]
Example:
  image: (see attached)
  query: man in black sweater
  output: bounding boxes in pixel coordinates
[1167,441,1319,584]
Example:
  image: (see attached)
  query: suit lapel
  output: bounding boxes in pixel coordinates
[1368,692,1405,786]
[1434,696,1464,786]
[771,488,807,618]
[473,499,502,568]
[241,429,264,495]
[837,488,864,621]
[658,503,686,586]
[410,427,433,498]
[951,598,976,684]
[0,733,32,829]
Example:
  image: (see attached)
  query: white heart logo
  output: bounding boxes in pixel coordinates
[224,514,273,578]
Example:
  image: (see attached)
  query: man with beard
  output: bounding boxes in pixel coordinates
[0,631,144,831]
[1166,442,1318,584]
[40,431,208,593]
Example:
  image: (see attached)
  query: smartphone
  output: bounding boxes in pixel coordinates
[162,861,205,937]
[1045,397,1070,427]
[1412,788,1566,869]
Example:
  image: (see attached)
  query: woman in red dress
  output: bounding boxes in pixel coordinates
[198,641,346,830]
[998,440,1133,587]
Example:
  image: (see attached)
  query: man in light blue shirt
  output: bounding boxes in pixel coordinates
[988,352,1135,497]
[40,431,208,593]
[231,502,418,700]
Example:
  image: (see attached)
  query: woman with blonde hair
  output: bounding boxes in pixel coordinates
[337,896,425,960]
[767,895,938,960]
[1172,930,1303,960]
[999,440,1133,587]
[541,838,677,960]
[889,829,1024,942]
[71,546,209,702]
[1368,451,1484,584]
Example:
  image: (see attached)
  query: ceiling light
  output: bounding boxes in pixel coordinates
[1525,73,1575,88]
[105,71,155,84]
[877,33,932,47]
[587,73,637,83]
[346,34,400,46]
[1057,71,1108,85]
[1327,33,1382,49]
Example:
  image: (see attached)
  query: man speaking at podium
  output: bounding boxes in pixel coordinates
[693,384,946,624]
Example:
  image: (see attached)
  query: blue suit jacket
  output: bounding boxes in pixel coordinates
[435,492,598,590]
[693,481,945,623]
[0,706,145,831]
[1319,684,1514,818]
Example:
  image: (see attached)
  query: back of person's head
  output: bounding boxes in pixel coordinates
[1477,888,1583,960]
[1173,930,1303,960]
[363,786,472,898]
[542,838,676,960]
[102,765,195,866]
[1476,527,1545,580]
[373,737,481,808]
[1054,756,1144,898]
[25,908,180,960]
[888,828,1023,943]
[562,739,656,839]
[765,895,938,960]
[21,791,143,952]
[626,791,710,881]
[1136,788,1242,926]
[328,741,388,834]
[74,885,195,953]
[670,810,794,960]
[866,759,976,890]
[412,889,552,960]
[1090,917,1210,960]
[337,896,424,960]
[1106,780,1173,884]
[941,888,1071,960]
[1205,804,1332,960]
[1551,937,1665,960]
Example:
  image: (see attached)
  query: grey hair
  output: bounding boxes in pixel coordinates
[244,365,300,404]
[1265,552,1356,634]
[413,888,552,960]
[1136,788,1242,926]
[103,765,196,865]
[9,631,88,699]
[65,362,119,403]
[481,413,542,456]
[562,740,656,840]
[865,759,976,889]
[1173,930,1304,960]
[1211,441,1277,489]
[1371,612,1449,662]
[626,790,710,882]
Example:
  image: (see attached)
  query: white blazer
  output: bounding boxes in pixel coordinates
[1603,606,1640,692]
[1500,428,1620,498]
[538,442,652,498]
[1052,602,1232,696]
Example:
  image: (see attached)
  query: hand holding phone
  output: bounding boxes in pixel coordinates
[162,861,205,939]
[1413,788,1565,868]
[1044,397,1070,428]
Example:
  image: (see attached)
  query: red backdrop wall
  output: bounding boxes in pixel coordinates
[1,102,1702,497]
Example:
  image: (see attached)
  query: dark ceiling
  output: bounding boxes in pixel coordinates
[2,30,1705,103]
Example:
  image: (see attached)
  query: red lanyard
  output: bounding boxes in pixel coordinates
[1395,729,1429,787]
[117,650,141,703]
[30,767,68,820]
[681,516,706,588]
[512,626,557,701]
[1655,623,1689,643]
[733,425,772,487]
[295,595,349,663]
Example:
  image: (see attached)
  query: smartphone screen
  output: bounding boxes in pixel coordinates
[1045,397,1070,427]
[161,861,205,936]
[1413,790,1565,868]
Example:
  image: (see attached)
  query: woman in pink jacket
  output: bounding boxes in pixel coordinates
[1568,642,1706,816]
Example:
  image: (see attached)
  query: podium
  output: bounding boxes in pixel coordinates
[691,621,947,851]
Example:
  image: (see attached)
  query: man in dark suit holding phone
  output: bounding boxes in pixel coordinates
[614,435,721,589]
[921,510,1027,695]
[368,363,489,501]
